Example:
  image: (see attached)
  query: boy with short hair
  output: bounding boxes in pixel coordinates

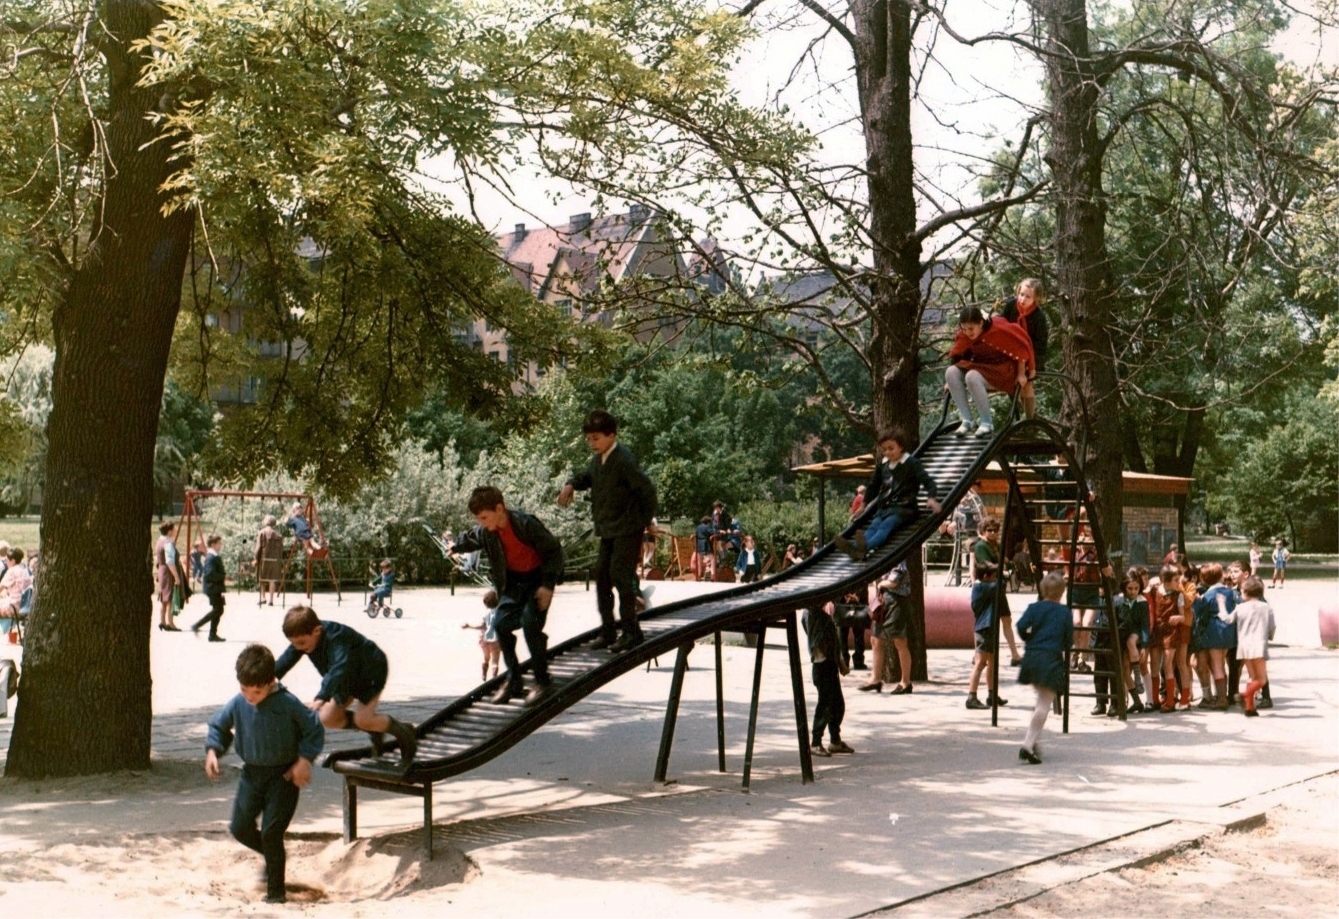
[369,558,395,609]
[275,606,417,766]
[557,409,657,651]
[206,644,324,904]
[191,534,227,642]
[835,428,942,562]
[451,486,565,705]
[966,517,1008,709]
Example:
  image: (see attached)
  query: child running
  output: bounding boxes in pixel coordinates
[462,588,502,681]
[206,644,324,904]
[274,606,417,767]
[1219,576,1276,716]
[1015,571,1073,764]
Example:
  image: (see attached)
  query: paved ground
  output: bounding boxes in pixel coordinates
[0,577,1335,917]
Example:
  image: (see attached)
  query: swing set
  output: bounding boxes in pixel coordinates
[180,489,343,602]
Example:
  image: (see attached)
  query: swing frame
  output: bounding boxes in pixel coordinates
[179,489,342,602]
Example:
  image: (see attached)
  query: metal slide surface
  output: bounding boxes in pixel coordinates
[325,418,1034,785]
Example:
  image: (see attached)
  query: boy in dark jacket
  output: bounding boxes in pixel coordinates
[206,644,324,903]
[802,604,854,757]
[275,606,417,767]
[191,533,227,642]
[835,429,942,562]
[452,486,566,705]
[558,409,657,651]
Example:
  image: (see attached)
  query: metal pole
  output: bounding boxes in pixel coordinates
[715,630,726,773]
[343,779,358,843]
[423,784,434,860]
[784,611,814,783]
[654,643,692,783]
[742,623,768,791]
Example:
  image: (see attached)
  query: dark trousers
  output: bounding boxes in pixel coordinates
[811,659,845,745]
[835,606,867,667]
[596,532,642,640]
[496,569,549,690]
[193,594,225,637]
[231,764,300,900]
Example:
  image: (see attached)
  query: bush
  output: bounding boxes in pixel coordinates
[734,499,820,567]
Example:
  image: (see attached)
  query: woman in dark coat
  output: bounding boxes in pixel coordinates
[254,514,286,606]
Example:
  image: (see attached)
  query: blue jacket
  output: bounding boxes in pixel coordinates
[206,683,324,767]
[1016,600,1074,652]
[275,620,381,703]
[202,551,226,602]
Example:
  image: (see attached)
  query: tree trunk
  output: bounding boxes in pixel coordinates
[1032,0,1124,549]
[852,0,928,679]
[6,0,192,777]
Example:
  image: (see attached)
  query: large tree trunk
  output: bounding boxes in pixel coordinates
[1032,0,1124,550]
[852,0,928,678]
[7,0,191,777]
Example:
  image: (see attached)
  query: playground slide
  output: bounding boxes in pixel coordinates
[324,413,1059,789]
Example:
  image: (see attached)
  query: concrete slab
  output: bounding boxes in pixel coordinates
[0,576,1335,918]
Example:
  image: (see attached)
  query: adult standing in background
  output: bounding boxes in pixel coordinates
[998,278,1049,419]
[255,515,286,607]
[559,409,658,652]
[155,521,183,631]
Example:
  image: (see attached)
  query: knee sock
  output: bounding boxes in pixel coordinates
[1023,691,1052,749]
[1244,680,1263,711]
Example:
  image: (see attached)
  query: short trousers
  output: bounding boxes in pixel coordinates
[974,628,992,653]
[338,647,389,706]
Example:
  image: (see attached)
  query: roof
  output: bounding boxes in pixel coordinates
[792,455,1194,494]
[497,207,672,297]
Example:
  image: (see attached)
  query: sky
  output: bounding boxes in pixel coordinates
[421,0,1336,265]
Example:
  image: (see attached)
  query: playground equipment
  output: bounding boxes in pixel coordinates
[326,379,1122,857]
[180,490,342,602]
[364,592,403,620]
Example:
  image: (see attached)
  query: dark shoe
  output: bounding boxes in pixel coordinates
[1128,700,1146,714]
[1010,657,1023,667]
[1076,661,1092,674]
[1244,708,1259,717]
[489,685,518,705]
[191,622,202,635]
[852,532,868,561]
[610,631,643,652]
[1019,746,1042,765]
[828,740,855,754]
[851,661,869,671]
[208,635,226,642]
[810,743,831,757]
[157,624,166,631]
[590,633,618,651]
[1257,698,1273,710]
[890,683,912,695]
[163,624,181,632]
[1197,697,1214,709]
[386,717,417,768]
[525,682,552,706]
[966,696,988,710]
[1091,704,1107,716]
[1107,706,1120,718]
[857,682,883,693]
[988,694,1009,707]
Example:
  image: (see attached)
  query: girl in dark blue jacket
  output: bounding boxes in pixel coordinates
[1015,571,1073,764]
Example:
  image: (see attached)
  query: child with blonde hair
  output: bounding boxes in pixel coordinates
[1016,571,1073,763]
[1219,577,1275,716]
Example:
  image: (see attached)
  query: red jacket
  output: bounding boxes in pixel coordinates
[949,317,1036,393]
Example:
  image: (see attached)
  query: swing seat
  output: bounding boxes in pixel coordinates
[308,543,330,560]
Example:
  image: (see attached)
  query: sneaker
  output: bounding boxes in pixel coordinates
[955,421,976,437]
[810,743,831,757]
[965,696,988,710]
[828,740,855,755]
[975,424,995,438]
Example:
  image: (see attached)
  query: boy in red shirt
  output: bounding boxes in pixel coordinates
[450,486,566,705]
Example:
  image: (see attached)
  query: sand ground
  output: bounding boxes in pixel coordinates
[0,577,1335,917]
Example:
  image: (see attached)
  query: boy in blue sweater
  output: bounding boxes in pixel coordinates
[275,606,417,767]
[206,644,325,903]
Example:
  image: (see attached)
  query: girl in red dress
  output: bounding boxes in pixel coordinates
[945,306,1035,437]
